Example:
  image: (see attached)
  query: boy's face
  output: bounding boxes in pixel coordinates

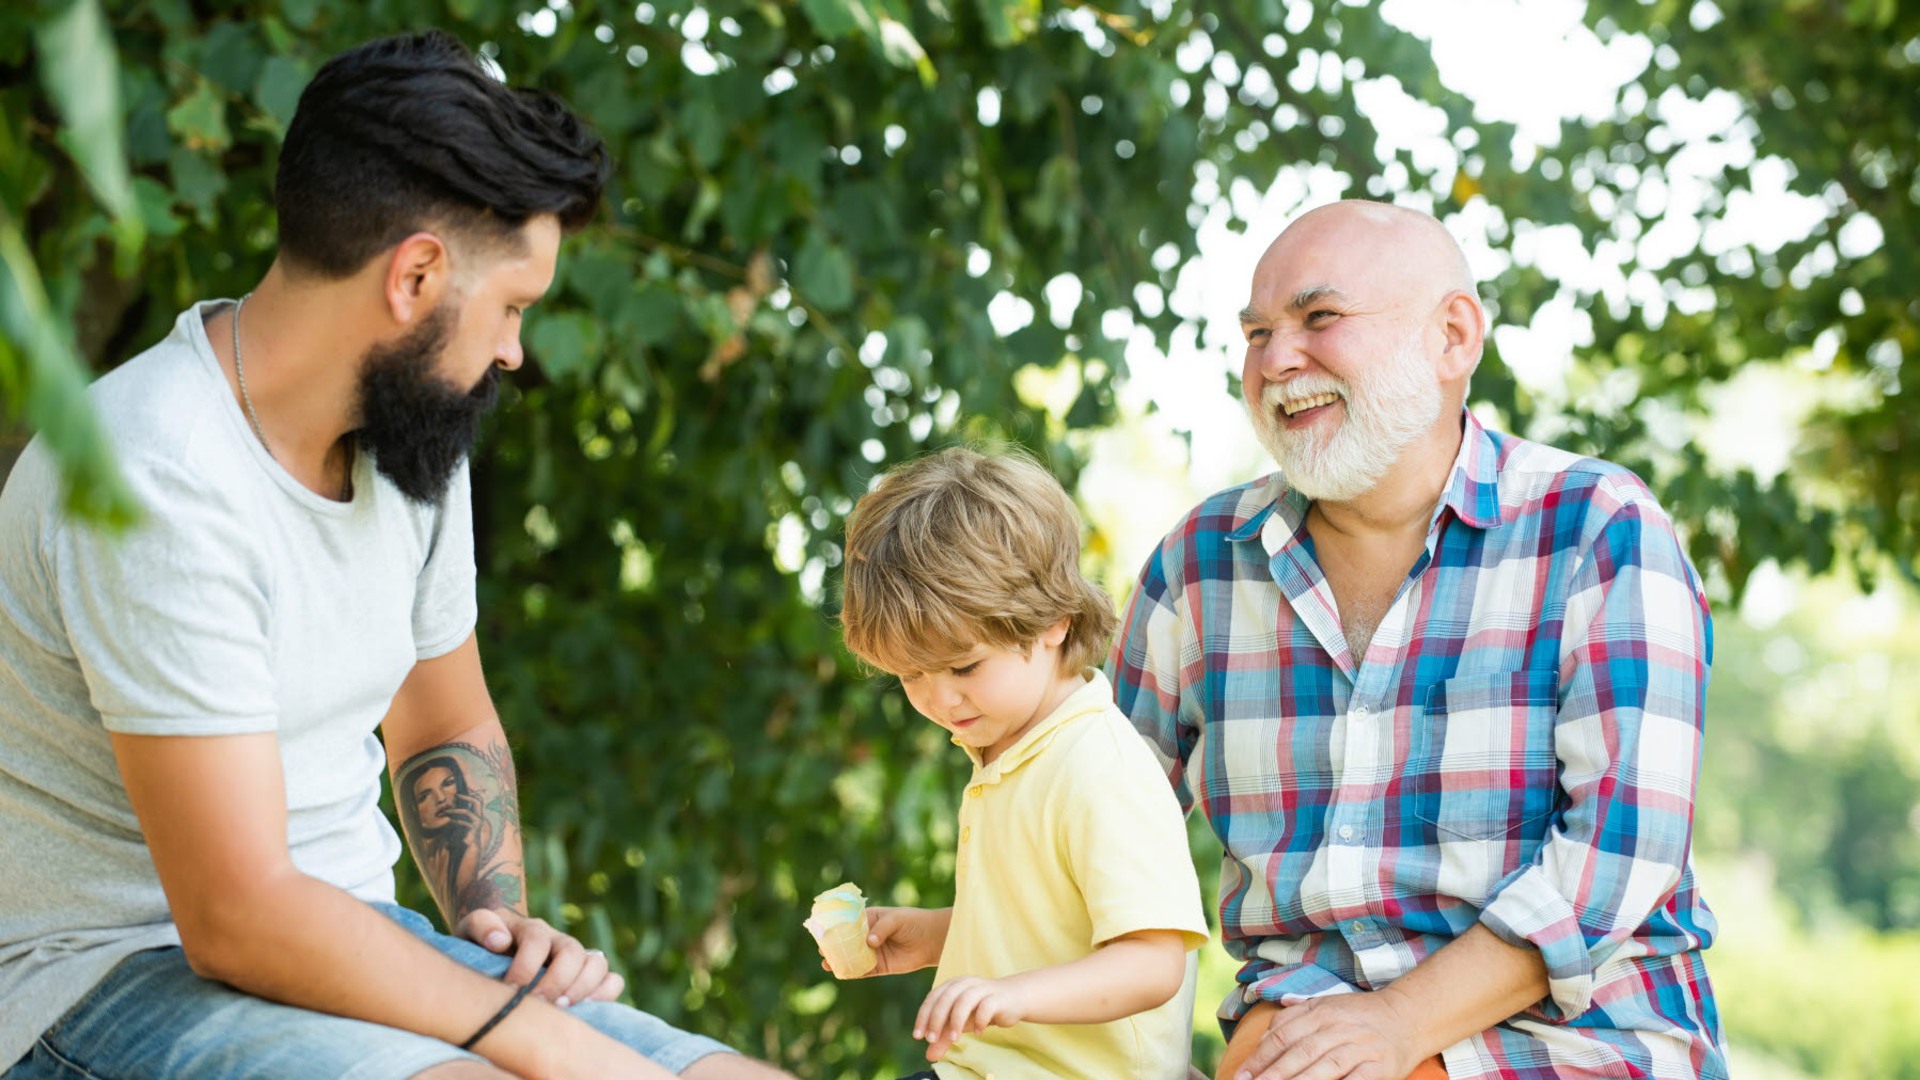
[896,620,1080,765]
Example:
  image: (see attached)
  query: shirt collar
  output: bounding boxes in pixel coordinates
[1225,408,1505,554]
[962,669,1114,784]
[1434,408,1505,530]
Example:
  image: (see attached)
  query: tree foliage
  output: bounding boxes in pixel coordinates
[1471,0,1919,592]
[2,0,1915,1074]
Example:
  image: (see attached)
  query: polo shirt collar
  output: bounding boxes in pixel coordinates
[961,669,1113,784]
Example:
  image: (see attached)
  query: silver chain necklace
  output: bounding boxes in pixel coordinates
[231,293,271,451]
[231,293,350,501]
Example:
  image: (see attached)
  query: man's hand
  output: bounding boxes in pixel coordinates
[914,975,1030,1062]
[458,907,623,1008]
[1233,992,1419,1080]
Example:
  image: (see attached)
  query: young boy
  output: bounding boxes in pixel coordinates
[837,447,1209,1080]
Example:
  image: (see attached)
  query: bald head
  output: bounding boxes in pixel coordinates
[1260,200,1476,304]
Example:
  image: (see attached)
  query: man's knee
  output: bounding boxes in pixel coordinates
[409,1061,517,1080]
[682,1053,797,1079]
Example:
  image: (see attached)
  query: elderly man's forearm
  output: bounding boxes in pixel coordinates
[1379,924,1549,1059]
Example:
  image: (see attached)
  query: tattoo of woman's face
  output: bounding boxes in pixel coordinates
[395,743,518,921]
[401,756,474,838]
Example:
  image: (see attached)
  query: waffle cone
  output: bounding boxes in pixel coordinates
[819,919,876,978]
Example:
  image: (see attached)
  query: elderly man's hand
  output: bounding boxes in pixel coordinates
[1231,991,1422,1080]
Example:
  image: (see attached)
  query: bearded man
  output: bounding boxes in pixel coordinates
[1111,201,1725,1080]
[0,31,792,1080]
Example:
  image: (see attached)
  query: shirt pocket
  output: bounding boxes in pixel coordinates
[1409,671,1561,844]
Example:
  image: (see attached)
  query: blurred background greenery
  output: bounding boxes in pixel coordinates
[2,0,1915,1076]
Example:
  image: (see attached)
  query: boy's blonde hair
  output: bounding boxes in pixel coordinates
[841,447,1117,677]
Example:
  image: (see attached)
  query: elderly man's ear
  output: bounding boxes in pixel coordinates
[1435,290,1486,382]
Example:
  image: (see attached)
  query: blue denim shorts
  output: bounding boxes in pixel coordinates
[4,903,733,1080]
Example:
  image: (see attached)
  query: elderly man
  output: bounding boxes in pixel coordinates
[1112,201,1724,1080]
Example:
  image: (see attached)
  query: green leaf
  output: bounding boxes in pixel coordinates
[526,311,604,382]
[623,285,685,346]
[797,0,861,39]
[33,0,142,252]
[975,0,1039,46]
[131,177,184,240]
[165,80,231,154]
[278,0,321,30]
[168,147,229,227]
[793,234,854,314]
[872,11,936,85]
[199,21,262,96]
[253,56,309,133]
[0,212,138,527]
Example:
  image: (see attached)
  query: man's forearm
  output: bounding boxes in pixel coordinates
[1380,923,1549,1059]
[190,869,659,1079]
[392,717,528,925]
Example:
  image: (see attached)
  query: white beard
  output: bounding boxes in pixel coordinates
[1246,334,1443,501]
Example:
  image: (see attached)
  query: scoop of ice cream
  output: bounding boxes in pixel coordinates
[803,881,877,978]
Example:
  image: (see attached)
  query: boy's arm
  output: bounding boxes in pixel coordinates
[916,928,1189,1059]
[824,905,953,977]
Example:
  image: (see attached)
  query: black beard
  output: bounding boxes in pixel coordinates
[352,306,500,505]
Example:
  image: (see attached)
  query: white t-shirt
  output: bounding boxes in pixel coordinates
[0,301,478,1068]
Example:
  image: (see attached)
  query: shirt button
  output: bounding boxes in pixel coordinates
[1339,825,1355,841]
[961,826,971,843]
[1351,921,1366,934]
[1351,705,1371,717]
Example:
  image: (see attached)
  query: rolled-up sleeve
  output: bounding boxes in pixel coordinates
[1478,495,1712,1021]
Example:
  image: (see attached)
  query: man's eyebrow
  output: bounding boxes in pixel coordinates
[1239,286,1352,324]
[1289,285,1349,310]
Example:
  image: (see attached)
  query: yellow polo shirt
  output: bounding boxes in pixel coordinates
[933,671,1209,1080]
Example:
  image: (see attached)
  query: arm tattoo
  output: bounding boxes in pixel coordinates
[393,737,526,925]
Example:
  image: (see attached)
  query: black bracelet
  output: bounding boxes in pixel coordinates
[460,967,547,1051]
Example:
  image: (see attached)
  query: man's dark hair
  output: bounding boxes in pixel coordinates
[275,30,608,278]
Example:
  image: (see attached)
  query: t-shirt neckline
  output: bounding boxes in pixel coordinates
[183,299,368,518]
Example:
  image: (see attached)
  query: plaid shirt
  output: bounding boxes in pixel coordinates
[1111,411,1725,1079]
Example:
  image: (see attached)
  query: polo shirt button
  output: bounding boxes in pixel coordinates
[1350,921,1365,934]
[961,826,971,843]
[1339,825,1355,841]
[1351,705,1370,717]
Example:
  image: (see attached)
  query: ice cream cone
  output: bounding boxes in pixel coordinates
[818,918,877,978]
[803,881,877,979]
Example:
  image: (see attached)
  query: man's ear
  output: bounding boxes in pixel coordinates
[382,231,454,325]
[1435,289,1486,381]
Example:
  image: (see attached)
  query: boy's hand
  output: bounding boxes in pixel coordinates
[915,975,1029,1061]
[816,905,948,977]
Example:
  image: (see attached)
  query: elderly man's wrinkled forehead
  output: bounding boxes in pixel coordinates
[1251,201,1475,305]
